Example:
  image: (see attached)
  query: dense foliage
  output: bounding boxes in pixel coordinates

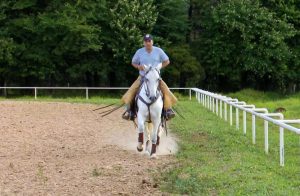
[0,0,299,93]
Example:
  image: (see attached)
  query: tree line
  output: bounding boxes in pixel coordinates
[0,0,299,93]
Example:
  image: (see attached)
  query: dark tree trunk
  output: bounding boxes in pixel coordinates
[85,72,92,87]
[93,73,99,87]
[108,71,116,86]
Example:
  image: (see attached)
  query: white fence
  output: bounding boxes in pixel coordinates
[1,87,299,166]
[0,87,192,100]
[191,88,300,166]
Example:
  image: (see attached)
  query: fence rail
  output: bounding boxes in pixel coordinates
[1,86,299,166]
[0,87,193,100]
[191,88,300,166]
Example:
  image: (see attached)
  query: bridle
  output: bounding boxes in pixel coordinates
[143,68,161,99]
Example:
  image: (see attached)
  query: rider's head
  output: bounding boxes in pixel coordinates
[143,34,153,50]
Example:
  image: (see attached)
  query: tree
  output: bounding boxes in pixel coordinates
[260,0,300,92]
[105,0,158,86]
[163,45,205,87]
[153,0,189,44]
[0,0,104,86]
[191,0,295,91]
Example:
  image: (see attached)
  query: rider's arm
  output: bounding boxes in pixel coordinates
[162,60,170,68]
[132,50,144,70]
[159,48,170,68]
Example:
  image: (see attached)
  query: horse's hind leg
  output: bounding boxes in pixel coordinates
[145,122,152,154]
[156,125,163,146]
[157,135,160,146]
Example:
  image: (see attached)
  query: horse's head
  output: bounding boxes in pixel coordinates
[143,64,162,102]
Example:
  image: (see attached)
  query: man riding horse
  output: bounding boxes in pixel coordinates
[122,34,177,120]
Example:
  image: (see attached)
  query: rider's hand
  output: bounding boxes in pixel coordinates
[137,65,145,71]
[157,63,163,69]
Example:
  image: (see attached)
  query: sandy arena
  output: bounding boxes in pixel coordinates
[0,101,177,195]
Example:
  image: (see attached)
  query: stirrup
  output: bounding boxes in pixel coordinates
[122,111,135,121]
[165,109,175,120]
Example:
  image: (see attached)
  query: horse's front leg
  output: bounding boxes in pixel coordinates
[144,122,152,154]
[137,114,145,152]
[150,119,161,158]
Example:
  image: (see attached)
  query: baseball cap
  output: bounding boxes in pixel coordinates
[143,34,153,41]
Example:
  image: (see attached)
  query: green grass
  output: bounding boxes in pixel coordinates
[159,89,300,195]
[228,89,300,120]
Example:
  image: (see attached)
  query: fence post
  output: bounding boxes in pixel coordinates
[189,89,191,100]
[206,95,208,108]
[224,103,227,121]
[280,127,284,166]
[216,99,218,116]
[86,88,89,100]
[3,84,7,97]
[35,88,37,100]
[230,105,233,126]
[236,108,239,130]
[200,93,202,103]
[264,120,268,154]
[220,101,223,118]
[243,111,246,135]
[252,114,256,144]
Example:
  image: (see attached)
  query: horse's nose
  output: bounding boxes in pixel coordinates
[150,96,156,102]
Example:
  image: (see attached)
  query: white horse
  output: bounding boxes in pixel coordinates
[136,63,163,158]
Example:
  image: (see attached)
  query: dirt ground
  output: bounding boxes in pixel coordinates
[0,101,178,195]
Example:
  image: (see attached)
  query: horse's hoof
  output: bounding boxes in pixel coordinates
[144,150,150,156]
[150,153,158,159]
[137,146,143,152]
[137,141,143,152]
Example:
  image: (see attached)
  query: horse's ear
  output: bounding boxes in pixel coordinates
[156,63,162,70]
